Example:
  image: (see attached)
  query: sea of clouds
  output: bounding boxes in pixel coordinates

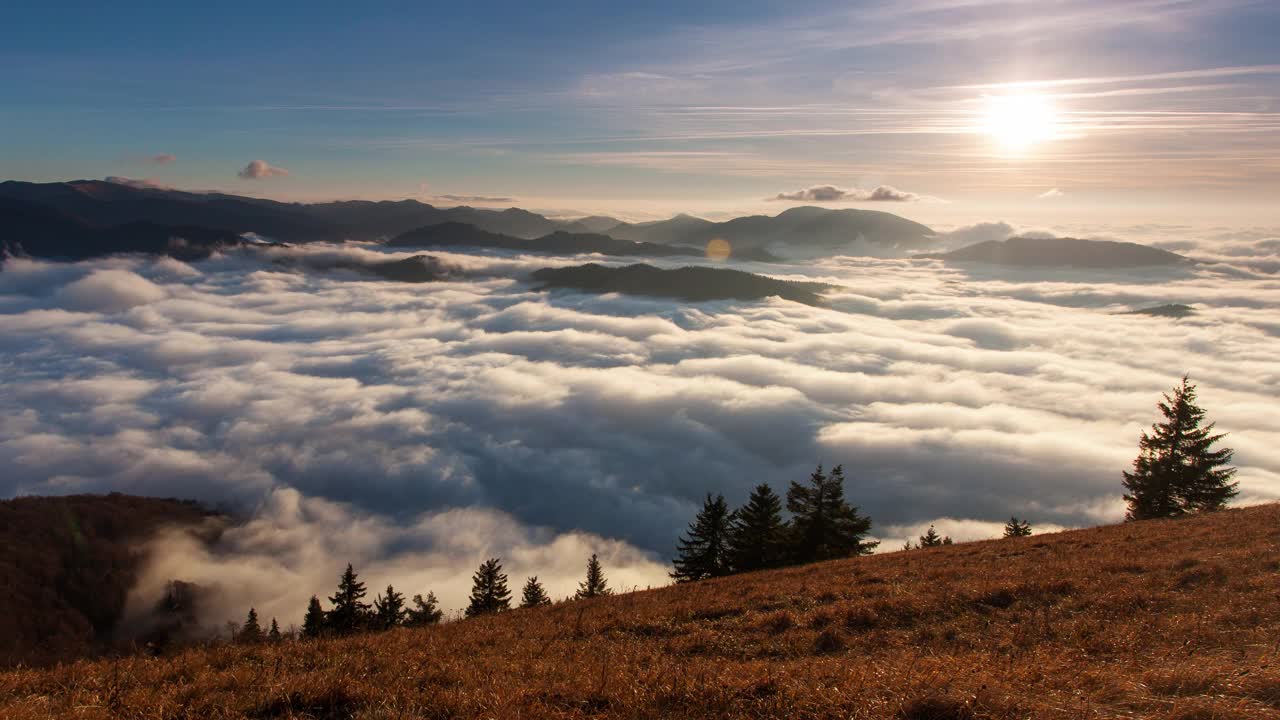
[2,228,1278,626]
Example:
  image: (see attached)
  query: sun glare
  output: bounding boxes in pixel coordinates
[981,93,1057,152]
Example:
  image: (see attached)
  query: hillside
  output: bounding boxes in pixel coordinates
[532,263,833,305]
[609,206,937,258]
[0,494,219,667]
[3,505,1276,718]
[387,222,779,261]
[927,236,1189,268]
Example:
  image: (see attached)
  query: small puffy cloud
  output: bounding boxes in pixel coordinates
[1038,188,1066,199]
[237,160,289,180]
[770,184,937,203]
[150,153,177,165]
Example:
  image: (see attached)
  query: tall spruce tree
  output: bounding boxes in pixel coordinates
[1123,376,1238,520]
[1003,517,1032,538]
[327,563,371,635]
[786,464,878,563]
[239,608,263,643]
[575,554,612,599]
[405,592,444,626]
[670,493,732,582]
[726,484,786,573]
[373,584,407,630]
[466,558,512,616]
[520,576,552,608]
[302,595,326,638]
[268,618,282,642]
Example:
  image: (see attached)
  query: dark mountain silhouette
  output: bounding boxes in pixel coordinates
[2,180,937,261]
[0,196,244,261]
[925,236,1189,268]
[387,222,779,261]
[1125,303,1197,318]
[609,207,937,258]
[272,253,449,283]
[0,180,341,243]
[0,494,219,667]
[532,263,834,305]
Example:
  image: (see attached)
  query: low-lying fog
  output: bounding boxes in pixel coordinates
[2,224,1277,625]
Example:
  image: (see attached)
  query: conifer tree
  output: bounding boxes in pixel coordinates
[373,584,406,630]
[918,526,951,547]
[405,592,444,626]
[239,608,263,643]
[520,576,552,608]
[786,464,878,563]
[327,563,371,635]
[576,553,612,599]
[726,484,786,573]
[671,493,732,582]
[268,618,282,642]
[1003,517,1032,538]
[1123,376,1238,520]
[466,558,512,617]
[302,595,326,638]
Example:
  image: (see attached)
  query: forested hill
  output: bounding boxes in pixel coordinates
[0,494,218,666]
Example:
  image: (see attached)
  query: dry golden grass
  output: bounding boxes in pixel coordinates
[3,504,1278,719]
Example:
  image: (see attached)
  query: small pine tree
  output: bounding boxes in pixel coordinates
[1003,517,1032,538]
[671,493,733,583]
[787,464,879,563]
[575,554,612,599]
[327,563,371,635]
[726,484,786,573]
[1123,376,1238,520]
[239,608,263,643]
[919,526,952,548]
[901,540,915,551]
[373,584,407,630]
[302,595,326,638]
[466,558,512,617]
[520,576,552,608]
[268,618,282,642]
[405,592,444,626]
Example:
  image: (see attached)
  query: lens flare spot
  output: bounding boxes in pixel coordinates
[706,237,731,261]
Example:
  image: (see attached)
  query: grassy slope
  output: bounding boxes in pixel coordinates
[3,504,1278,719]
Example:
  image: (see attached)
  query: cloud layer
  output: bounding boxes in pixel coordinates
[2,230,1278,623]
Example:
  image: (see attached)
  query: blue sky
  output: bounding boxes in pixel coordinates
[3,0,1278,224]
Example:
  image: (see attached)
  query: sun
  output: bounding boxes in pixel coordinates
[981,93,1057,152]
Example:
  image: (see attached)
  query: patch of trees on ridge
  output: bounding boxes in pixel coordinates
[231,554,617,643]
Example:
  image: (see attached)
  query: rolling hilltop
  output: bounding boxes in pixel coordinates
[2,504,1276,719]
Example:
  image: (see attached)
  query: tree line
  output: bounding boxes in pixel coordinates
[232,553,616,642]
[233,376,1237,640]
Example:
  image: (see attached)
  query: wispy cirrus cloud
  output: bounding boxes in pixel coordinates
[433,194,516,204]
[149,153,177,165]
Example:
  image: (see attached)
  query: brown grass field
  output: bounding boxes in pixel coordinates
[2,504,1278,719]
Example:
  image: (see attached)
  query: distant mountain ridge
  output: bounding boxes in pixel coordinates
[608,206,937,258]
[925,236,1190,268]
[1,180,940,262]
